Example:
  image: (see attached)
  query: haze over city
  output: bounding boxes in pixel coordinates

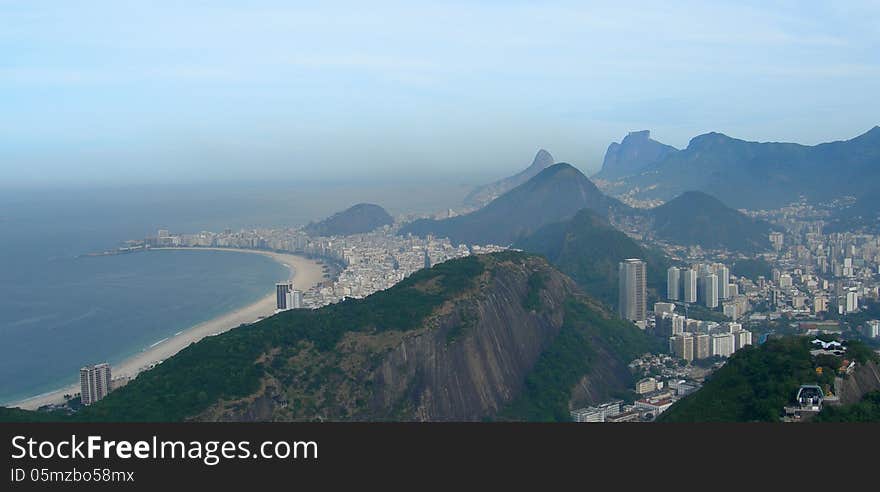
[2,0,880,187]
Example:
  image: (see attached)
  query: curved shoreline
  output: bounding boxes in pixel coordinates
[9,248,326,410]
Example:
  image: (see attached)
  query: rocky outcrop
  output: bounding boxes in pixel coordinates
[198,254,638,422]
[594,130,677,181]
[835,360,880,406]
[367,259,572,420]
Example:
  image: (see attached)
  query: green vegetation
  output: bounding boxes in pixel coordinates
[304,203,393,236]
[732,258,773,281]
[660,337,838,422]
[815,391,880,422]
[842,339,879,364]
[522,272,547,311]
[685,303,730,323]
[498,298,662,421]
[1,251,669,423]
[2,254,488,422]
[649,191,773,253]
[516,208,668,309]
[0,407,69,422]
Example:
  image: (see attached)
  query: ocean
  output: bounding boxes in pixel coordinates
[0,181,470,404]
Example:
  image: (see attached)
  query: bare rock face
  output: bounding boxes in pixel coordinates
[836,360,880,406]
[199,254,640,422]
[595,130,677,181]
[367,259,572,420]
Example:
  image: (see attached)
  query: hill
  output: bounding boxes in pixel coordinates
[647,191,774,253]
[660,337,825,422]
[304,203,393,236]
[400,163,630,246]
[2,252,658,422]
[515,209,669,308]
[463,149,555,207]
[594,130,677,180]
[602,127,880,209]
[660,336,880,422]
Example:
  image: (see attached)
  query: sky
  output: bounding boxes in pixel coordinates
[1,0,879,187]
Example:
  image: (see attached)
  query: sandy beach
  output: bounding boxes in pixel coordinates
[10,248,326,410]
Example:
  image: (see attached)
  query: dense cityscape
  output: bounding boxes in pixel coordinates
[69,193,880,422]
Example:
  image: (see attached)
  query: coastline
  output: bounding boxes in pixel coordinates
[9,248,326,411]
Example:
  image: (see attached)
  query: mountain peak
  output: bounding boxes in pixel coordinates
[623,130,652,141]
[687,131,734,149]
[305,203,393,236]
[542,161,578,175]
[402,161,626,246]
[463,149,556,207]
[530,149,555,169]
[594,130,677,180]
[650,190,772,253]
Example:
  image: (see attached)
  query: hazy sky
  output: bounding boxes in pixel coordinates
[2,1,879,187]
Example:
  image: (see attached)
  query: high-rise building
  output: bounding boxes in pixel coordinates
[682,268,698,304]
[80,363,111,406]
[733,330,753,351]
[769,232,784,251]
[672,314,686,335]
[700,273,719,309]
[667,266,680,301]
[846,289,859,313]
[693,333,710,360]
[291,290,304,309]
[711,333,734,357]
[619,259,647,325]
[814,296,828,314]
[723,303,737,320]
[276,281,294,311]
[715,265,730,300]
[670,333,694,361]
[779,274,793,288]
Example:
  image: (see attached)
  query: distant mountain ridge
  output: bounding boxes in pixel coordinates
[400,163,630,246]
[647,191,774,253]
[594,130,677,180]
[599,127,880,209]
[304,203,393,236]
[463,149,555,207]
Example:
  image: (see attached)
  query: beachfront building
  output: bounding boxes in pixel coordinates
[80,363,111,406]
[276,281,295,311]
[291,290,304,309]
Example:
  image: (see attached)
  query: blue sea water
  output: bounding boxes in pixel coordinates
[0,186,300,405]
[0,249,289,405]
[0,182,469,404]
